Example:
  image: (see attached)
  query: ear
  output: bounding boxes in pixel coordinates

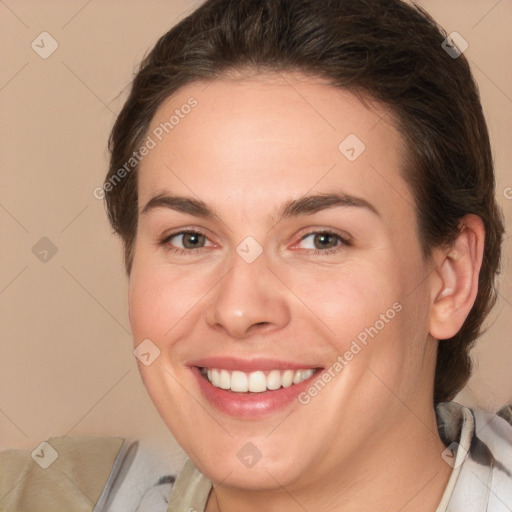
[429,214,485,340]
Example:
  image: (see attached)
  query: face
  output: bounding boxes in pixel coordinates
[128,73,438,492]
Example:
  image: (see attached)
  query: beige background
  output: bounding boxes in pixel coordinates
[0,0,511,458]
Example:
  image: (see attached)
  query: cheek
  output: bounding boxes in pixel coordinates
[129,280,176,348]
[128,257,226,358]
[299,254,426,386]
[128,259,196,342]
[286,258,402,343]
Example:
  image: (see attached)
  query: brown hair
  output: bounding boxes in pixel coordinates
[104,0,505,402]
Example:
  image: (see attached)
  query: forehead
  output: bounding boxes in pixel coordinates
[137,73,414,223]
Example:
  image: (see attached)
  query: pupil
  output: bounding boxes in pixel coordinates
[316,233,335,249]
[184,233,203,249]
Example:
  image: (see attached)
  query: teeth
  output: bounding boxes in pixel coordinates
[266,369,281,390]
[248,371,267,393]
[282,369,294,388]
[231,371,248,392]
[219,369,230,390]
[201,367,316,393]
[210,369,219,387]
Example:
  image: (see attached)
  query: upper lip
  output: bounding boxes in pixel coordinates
[187,357,322,373]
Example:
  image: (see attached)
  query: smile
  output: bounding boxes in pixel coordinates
[200,367,319,393]
[188,357,324,418]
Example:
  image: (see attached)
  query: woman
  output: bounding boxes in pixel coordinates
[100,0,512,510]
[3,0,506,511]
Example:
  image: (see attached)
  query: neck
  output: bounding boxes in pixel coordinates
[206,407,453,512]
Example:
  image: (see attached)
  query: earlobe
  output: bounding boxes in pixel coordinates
[429,214,485,340]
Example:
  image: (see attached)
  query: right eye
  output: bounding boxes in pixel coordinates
[160,229,214,255]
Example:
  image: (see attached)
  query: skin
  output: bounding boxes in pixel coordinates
[127,72,485,512]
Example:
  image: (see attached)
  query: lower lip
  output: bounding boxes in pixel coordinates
[190,366,321,419]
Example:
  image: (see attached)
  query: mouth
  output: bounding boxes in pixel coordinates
[198,367,321,393]
[187,359,324,418]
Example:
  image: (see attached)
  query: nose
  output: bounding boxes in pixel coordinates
[205,249,291,339]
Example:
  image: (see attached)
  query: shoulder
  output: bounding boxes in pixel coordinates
[497,403,512,426]
[103,439,182,512]
[436,401,512,511]
[129,474,177,512]
[0,435,186,512]
[436,401,512,442]
[469,403,512,476]
[130,458,213,512]
[0,435,131,512]
[436,401,512,467]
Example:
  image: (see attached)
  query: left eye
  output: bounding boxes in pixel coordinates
[296,231,349,252]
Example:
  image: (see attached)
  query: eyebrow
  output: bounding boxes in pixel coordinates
[140,191,380,223]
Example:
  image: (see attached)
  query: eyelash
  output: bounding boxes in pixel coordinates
[159,229,351,256]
